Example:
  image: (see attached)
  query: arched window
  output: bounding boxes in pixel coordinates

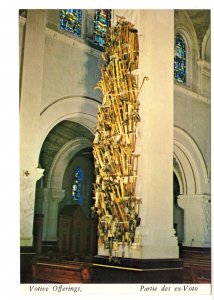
[174,33,187,84]
[93,9,111,47]
[72,167,83,204]
[59,9,82,37]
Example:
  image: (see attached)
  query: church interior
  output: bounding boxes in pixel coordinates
[20,9,211,284]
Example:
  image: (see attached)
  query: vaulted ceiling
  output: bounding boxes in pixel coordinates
[186,10,210,42]
[186,10,210,57]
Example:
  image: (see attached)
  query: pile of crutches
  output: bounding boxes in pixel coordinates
[92,17,143,259]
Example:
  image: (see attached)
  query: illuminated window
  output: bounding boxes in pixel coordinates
[174,33,187,84]
[72,168,83,204]
[93,9,111,47]
[59,9,82,37]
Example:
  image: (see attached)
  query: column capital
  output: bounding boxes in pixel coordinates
[178,194,210,209]
[50,188,65,202]
[36,188,65,203]
[177,194,211,247]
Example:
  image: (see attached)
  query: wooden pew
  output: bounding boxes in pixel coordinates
[180,247,211,283]
[190,264,211,283]
[32,260,91,283]
[182,257,211,283]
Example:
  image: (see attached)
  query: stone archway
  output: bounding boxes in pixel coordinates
[48,137,92,189]
[43,137,93,242]
[39,96,99,153]
[173,126,210,247]
[33,96,99,247]
[173,126,209,195]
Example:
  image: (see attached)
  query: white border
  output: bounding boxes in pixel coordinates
[1,1,213,300]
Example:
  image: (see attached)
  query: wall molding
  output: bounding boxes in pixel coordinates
[174,84,210,105]
[19,15,102,59]
[46,27,102,59]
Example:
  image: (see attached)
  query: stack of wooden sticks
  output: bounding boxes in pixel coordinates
[92,17,142,259]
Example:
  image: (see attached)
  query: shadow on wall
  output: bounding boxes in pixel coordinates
[81,43,103,104]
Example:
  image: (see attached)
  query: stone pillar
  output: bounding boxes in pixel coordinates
[178,194,211,247]
[197,59,211,98]
[20,10,46,246]
[45,189,65,241]
[34,186,46,215]
[39,188,50,241]
[137,10,179,259]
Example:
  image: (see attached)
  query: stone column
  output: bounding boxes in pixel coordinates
[35,188,50,241]
[45,189,65,241]
[197,59,211,97]
[34,186,47,215]
[20,10,46,246]
[138,10,178,259]
[178,194,211,247]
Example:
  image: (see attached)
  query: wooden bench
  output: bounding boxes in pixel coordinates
[190,264,211,283]
[181,248,211,282]
[32,260,91,283]
[183,258,211,283]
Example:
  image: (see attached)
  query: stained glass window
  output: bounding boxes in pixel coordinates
[93,9,111,47]
[59,9,82,37]
[72,168,83,204]
[174,33,187,84]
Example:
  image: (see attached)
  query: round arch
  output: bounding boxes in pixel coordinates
[173,126,209,195]
[39,96,99,153]
[47,137,93,189]
[202,26,210,62]
[173,157,185,195]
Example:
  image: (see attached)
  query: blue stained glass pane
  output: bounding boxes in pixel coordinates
[93,9,111,46]
[72,167,83,204]
[174,33,186,84]
[59,9,82,37]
